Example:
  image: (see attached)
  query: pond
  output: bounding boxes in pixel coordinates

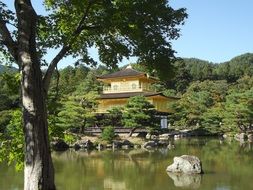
[1,138,253,190]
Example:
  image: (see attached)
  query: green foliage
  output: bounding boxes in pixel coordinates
[74,70,102,95]
[201,106,224,134]
[101,126,115,143]
[0,72,20,111]
[1,72,20,95]
[215,53,253,82]
[98,107,123,127]
[170,80,229,132]
[122,96,159,129]
[41,0,187,80]
[107,107,123,127]
[48,113,64,139]
[223,88,253,131]
[57,96,86,130]
[0,94,13,111]
[0,110,11,133]
[171,60,193,93]
[170,76,253,134]
[47,66,101,136]
[55,92,98,132]
[63,133,78,144]
[0,109,24,171]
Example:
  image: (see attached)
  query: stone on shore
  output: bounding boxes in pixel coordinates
[248,134,253,142]
[145,133,158,140]
[121,140,134,148]
[159,133,171,140]
[51,139,69,151]
[143,140,158,149]
[74,139,94,150]
[234,133,247,142]
[112,140,122,148]
[166,155,203,174]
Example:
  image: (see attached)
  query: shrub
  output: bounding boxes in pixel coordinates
[0,109,24,171]
[64,133,78,144]
[101,126,115,143]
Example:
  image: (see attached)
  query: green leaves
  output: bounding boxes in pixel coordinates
[41,0,187,78]
[122,96,159,129]
[54,92,98,132]
[223,88,253,131]
[101,126,115,143]
[170,76,253,134]
[0,109,24,171]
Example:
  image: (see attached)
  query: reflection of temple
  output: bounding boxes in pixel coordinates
[96,65,179,128]
[104,178,127,190]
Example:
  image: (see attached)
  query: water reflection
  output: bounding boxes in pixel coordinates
[1,138,253,190]
[167,172,201,189]
[104,178,127,190]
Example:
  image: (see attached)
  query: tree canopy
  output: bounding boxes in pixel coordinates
[123,96,159,129]
[0,1,188,189]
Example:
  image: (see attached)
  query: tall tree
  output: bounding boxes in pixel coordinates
[0,1,187,189]
[122,96,159,136]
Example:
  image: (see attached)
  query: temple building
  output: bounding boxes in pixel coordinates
[96,65,179,128]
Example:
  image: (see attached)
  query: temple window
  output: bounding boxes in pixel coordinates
[113,85,118,91]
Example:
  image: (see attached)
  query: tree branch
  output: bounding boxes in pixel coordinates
[42,45,70,94]
[43,1,95,93]
[0,17,19,65]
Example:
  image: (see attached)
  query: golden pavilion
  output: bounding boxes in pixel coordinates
[96,65,178,128]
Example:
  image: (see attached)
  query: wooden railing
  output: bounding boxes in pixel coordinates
[84,127,149,134]
[103,85,143,93]
[102,85,154,94]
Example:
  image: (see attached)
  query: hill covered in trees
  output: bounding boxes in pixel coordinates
[165,53,253,94]
[0,65,18,73]
[166,53,253,134]
[0,53,252,135]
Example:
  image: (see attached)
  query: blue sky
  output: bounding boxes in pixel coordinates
[3,0,253,68]
[170,0,253,63]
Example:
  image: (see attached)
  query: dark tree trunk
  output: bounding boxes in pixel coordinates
[15,0,55,189]
[128,127,138,137]
[80,119,86,134]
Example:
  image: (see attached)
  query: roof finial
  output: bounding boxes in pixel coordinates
[126,64,132,69]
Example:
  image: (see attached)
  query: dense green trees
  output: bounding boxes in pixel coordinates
[1,53,253,137]
[169,77,253,134]
[123,96,159,136]
[1,52,253,137]
[222,77,253,132]
[1,0,187,188]
[0,109,24,170]
[162,53,253,94]
[0,70,20,133]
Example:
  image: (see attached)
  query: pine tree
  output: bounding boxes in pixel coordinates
[122,96,159,136]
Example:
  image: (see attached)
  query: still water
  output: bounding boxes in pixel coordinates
[1,138,253,190]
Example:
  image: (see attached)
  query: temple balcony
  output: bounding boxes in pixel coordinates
[102,84,153,94]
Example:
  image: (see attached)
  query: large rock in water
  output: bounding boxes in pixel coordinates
[166,155,203,174]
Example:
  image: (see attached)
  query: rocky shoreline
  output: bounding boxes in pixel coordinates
[222,132,253,143]
[50,131,181,152]
[51,130,253,152]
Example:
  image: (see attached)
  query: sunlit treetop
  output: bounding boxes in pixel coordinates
[1,0,187,80]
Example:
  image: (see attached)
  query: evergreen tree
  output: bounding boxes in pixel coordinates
[223,89,253,132]
[122,96,159,136]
